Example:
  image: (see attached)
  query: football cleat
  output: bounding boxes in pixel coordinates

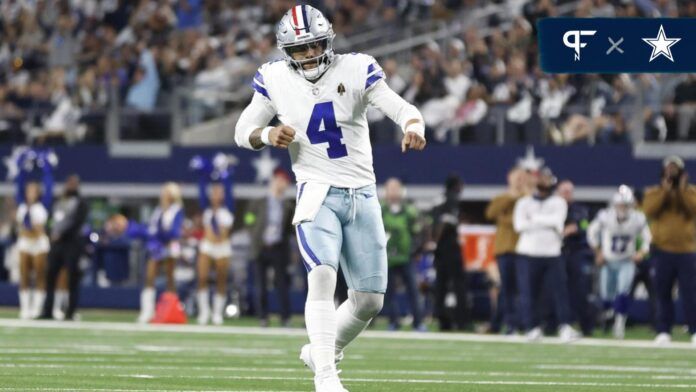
[559,324,581,343]
[654,332,671,346]
[525,327,543,342]
[300,344,344,374]
[314,372,348,392]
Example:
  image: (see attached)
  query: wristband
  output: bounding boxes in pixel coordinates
[260,126,273,145]
[405,121,425,137]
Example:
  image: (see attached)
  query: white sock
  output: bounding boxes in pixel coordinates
[197,289,210,324]
[139,287,156,322]
[335,300,371,356]
[31,290,46,319]
[213,293,226,319]
[305,300,337,377]
[335,290,383,356]
[18,289,30,319]
[53,290,68,319]
[304,266,339,377]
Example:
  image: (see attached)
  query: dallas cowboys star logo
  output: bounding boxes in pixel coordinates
[642,24,681,63]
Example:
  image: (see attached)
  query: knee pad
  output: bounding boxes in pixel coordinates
[307,265,337,301]
[348,290,384,321]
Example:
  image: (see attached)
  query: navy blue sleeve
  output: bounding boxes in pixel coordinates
[15,152,28,205]
[41,159,54,210]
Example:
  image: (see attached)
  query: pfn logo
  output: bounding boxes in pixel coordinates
[563,30,596,61]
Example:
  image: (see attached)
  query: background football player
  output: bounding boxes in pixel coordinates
[587,186,651,339]
[234,5,425,391]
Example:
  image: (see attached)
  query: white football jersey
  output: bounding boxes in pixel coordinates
[252,53,385,188]
[587,208,651,262]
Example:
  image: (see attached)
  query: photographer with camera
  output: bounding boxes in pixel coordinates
[642,156,696,346]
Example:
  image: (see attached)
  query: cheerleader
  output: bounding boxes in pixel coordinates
[15,153,53,319]
[193,156,235,325]
[137,182,184,324]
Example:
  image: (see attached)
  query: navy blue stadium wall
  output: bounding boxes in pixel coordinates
[0,145,689,187]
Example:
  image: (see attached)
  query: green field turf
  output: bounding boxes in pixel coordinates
[0,316,694,392]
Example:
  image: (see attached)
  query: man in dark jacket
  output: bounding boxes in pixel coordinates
[40,174,88,320]
[431,174,468,331]
[248,168,295,327]
[557,179,596,336]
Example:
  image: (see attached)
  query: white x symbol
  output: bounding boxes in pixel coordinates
[607,37,624,55]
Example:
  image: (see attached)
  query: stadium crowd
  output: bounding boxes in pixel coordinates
[0,0,694,144]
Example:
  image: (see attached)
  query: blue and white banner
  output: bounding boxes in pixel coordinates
[538,18,696,73]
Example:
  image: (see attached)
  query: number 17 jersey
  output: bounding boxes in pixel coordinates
[252,53,385,188]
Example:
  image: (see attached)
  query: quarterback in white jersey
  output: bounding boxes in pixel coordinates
[234,5,425,392]
[587,185,652,338]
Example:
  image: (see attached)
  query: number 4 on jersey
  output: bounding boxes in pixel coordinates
[307,102,348,159]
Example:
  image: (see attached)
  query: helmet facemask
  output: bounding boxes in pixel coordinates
[280,34,335,81]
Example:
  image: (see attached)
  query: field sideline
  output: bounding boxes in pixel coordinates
[1,318,694,392]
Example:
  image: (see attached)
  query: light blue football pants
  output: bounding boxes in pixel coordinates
[600,259,636,300]
[295,184,388,294]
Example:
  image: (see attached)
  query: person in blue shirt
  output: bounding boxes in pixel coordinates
[191,154,235,325]
[137,182,185,324]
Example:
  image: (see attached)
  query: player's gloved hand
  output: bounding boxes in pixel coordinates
[401,131,426,153]
[269,125,296,149]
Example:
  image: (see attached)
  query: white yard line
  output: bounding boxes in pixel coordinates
[5,366,696,382]
[51,373,696,389]
[0,389,298,392]
[0,318,693,350]
[535,364,696,375]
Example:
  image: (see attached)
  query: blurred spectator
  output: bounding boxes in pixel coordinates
[382,178,425,332]
[485,167,527,334]
[430,174,469,331]
[454,83,489,143]
[48,14,80,69]
[513,167,580,342]
[176,0,204,31]
[190,53,230,124]
[96,214,132,285]
[41,174,88,321]
[558,179,596,336]
[642,156,696,345]
[0,0,693,145]
[248,168,295,327]
[125,47,160,111]
[671,75,696,140]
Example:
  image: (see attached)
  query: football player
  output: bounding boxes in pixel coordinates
[234,5,425,392]
[587,185,651,339]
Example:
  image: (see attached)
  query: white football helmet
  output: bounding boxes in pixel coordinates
[611,185,635,219]
[276,5,336,81]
